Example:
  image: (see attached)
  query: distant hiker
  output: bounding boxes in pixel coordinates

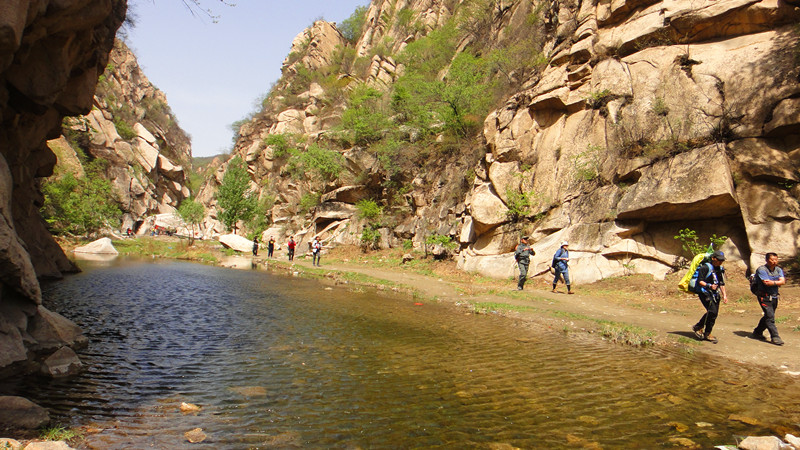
[287,236,296,261]
[312,237,322,266]
[751,252,785,346]
[691,250,728,343]
[552,241,573,294]
[267,236,275,258]
[252,237,259,256]
[514,235,533,291]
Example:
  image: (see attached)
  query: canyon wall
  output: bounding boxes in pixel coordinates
[203,0,800,285]
[0,0,126,375]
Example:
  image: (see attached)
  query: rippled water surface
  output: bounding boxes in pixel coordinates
[3,259,800,449]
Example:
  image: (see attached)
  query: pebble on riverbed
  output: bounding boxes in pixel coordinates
[179,402,201,413]
[184,428,207,443]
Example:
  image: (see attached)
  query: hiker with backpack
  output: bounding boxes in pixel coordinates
[750,252,785,346]
[552,241,573,294]
[691,250,728,343]
[514,236,533,291]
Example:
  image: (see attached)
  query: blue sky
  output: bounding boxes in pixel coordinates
[124,0,368,158]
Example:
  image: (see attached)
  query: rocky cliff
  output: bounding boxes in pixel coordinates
[204,0,800,284]
[50,39,192,233]
[0,0,126,376]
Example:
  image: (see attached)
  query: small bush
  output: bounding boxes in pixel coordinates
[356,199,384,221]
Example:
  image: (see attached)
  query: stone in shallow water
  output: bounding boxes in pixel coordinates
[40,346,83,377]
[738,436,783,450]
[180,402,201,413]
[0,396,49,429]
[184,428,207,443]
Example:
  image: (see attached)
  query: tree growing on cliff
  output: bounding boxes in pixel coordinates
[216,157,256,234]
[40,160,121,236]
[178,198,205,245]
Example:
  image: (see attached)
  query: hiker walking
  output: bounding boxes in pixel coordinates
[751,252,785,346]
[267,236,275,258]
[287,236,296,261]
[552,241,573,294]
[312,237,322,266]
[252,237,259,256]
[691,250,728,343]
[514,236,533,291]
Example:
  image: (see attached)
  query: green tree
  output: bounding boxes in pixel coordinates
[178,198,205,245]
[216,157,256,234]
[40,161,121,236]
[341,84,391,145]
[339,5,367,43]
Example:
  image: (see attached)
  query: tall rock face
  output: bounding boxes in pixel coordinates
[202,0,800,284]
[0,0,126,375]
[51,39,192,232]
[469,0,800,281]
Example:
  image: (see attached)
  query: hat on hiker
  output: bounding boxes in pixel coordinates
[561,241,568,247]
[712,250,725,261]
[521,235,529,241]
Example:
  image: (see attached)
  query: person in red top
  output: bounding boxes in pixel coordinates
[287,236,296,261]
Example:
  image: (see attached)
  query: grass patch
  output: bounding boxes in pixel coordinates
[599,321,656,347]
[472,302,538,314]
[39,425,80,441]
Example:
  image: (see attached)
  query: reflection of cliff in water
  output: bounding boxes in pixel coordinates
[3,259,797,448]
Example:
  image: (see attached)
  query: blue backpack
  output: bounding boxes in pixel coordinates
[688,262,713,293]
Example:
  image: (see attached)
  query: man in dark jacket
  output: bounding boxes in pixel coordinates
[691,250,728,343]
[514,236,533,291]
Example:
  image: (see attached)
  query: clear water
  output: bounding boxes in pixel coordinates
[2,259,798,449]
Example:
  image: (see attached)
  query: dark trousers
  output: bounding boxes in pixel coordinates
[313,252,320,266]
[695,291,720,335]
[754,295,780,339]
[517,261,529,289]
[268,246,274,257]
[288,249,294,260]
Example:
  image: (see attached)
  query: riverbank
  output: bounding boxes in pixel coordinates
[71,236,800,374]
[260,244,800,376]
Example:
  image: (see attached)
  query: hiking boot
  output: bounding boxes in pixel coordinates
[750,331,767,341]
[704,334,718,344]
[551,288,557,293]
[517,287,523,291]
[692,325,704,340]
[568,291,574,294]
[772,337,785,346]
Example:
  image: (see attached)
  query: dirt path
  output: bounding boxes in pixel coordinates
[284,256,800,376]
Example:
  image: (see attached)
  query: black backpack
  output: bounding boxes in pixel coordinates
[749,269,763,295]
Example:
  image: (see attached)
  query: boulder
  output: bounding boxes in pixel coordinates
[219,234,256,253]
[737,436,783,450]
[27,306,87,352]
[0,439,21,450]
[467,183,509,234]
[40,346,83,378]
[22,442,75,450]
[185,428,207,444]
[73,237,118,255]
[0,396,49,429]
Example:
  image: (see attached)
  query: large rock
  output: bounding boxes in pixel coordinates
[219,234,256,253]
[40,346,83,378]
[28,306,87,353]
[616,146,739,221]
[73,237,119,255]
[467,183,509,234]
[0,396,49,430]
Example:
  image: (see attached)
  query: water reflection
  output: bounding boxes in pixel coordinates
[2,259,798,448]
